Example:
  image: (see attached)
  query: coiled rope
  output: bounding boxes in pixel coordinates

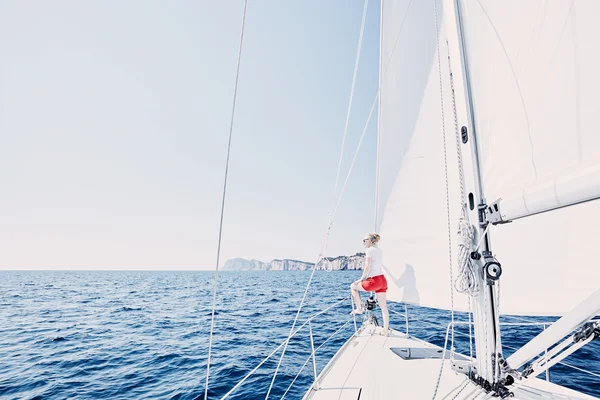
[450,47,477,296]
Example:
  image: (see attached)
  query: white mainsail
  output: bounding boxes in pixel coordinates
[457,1,600,316]
[378,0,470,311]
[379,0,600,316]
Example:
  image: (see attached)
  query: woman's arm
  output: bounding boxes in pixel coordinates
[360,258,371,281]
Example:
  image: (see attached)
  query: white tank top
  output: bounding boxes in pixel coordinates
[365,247,383,277]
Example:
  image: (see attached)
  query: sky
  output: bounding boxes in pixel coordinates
[0,1,381,270]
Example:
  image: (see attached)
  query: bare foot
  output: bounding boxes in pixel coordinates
[379,328,390,337]
[350,309,363,315]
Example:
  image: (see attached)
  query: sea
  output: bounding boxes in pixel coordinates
[1,271,599,399]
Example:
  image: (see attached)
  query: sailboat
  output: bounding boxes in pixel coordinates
[209,0,600,399]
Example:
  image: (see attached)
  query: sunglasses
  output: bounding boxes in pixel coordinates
[362,239,370,243]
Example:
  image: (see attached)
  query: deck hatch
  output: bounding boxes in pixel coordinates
[391,347,469,361]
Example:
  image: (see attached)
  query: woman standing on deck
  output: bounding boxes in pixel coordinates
[350,233,389,335]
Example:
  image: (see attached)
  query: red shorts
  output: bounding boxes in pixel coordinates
[361,274,388,293]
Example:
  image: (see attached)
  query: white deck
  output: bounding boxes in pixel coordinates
[303,324,597,400]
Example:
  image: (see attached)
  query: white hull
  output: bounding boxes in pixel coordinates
[303,323,597,400]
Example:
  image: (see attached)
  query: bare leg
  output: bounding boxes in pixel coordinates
[350,281,364,314]
[376,292,389,335]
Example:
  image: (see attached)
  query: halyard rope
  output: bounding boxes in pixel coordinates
[431,0,455,396]
[446,30,479,393]
[446,37,478,298]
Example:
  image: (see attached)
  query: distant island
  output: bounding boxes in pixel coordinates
[223,253,365,271]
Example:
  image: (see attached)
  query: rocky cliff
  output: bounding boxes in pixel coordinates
[223,253,364,271]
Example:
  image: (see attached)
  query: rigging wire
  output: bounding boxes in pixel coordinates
[220,297,349,400]
[332,0,370,201]
[280,318,354,400]
[267,1,421,397]
[265,71,379,400]
[204,1,248,399]
[215,1,418,398]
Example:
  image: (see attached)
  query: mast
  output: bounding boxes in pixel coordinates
[447,0,502,385]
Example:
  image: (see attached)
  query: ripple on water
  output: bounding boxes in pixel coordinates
[0,270,599,400]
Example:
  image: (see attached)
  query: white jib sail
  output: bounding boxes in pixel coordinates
[378,0,470,312]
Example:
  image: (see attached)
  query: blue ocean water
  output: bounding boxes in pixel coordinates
[0,271,598,400]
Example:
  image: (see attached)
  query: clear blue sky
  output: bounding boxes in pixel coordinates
[0,1,381,270]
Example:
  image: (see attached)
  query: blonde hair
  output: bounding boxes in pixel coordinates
[367,233,381,244]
